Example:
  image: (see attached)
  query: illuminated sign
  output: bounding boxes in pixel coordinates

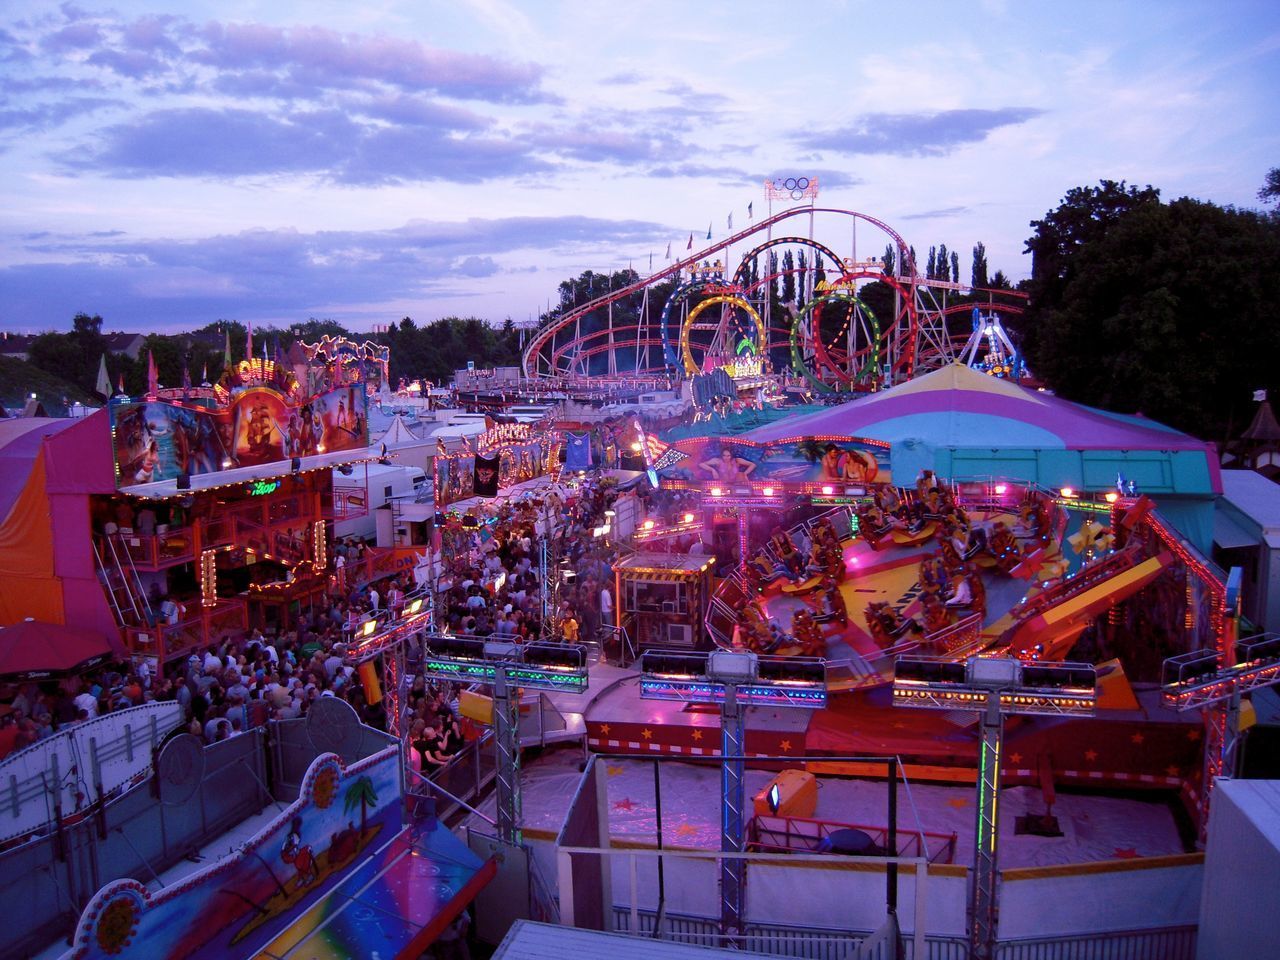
[478,421,532,451]
[248,479,282,496]
[724,356,763,379]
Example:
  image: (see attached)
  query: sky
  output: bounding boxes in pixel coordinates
[1,0,1278,335]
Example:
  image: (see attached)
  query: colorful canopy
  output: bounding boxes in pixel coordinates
[0,619,123,680]
[740,364,1220,497]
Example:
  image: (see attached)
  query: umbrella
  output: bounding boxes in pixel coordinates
[0,619,125,681]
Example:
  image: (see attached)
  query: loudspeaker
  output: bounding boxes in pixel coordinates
[176,473,191,490]
[290,457,301,473]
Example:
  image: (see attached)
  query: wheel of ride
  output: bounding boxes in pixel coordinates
[790,292,882,393]
[680,295,766,376]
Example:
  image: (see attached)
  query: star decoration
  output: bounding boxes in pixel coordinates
[780,740,792,752]
[598,723,611,736]
[1112,847,1139,859]
[675,823,699,838]
[1084,749,1098,762]
[947,797,969,809]
[1130,732,1144,745]
[641,728,653,740]
[1009,752,1022,765]
[691,729,703,741]
[613,798,637,812]
[1165,765,1180,777]
[1186,728,1200,742]
[606,764,625,777]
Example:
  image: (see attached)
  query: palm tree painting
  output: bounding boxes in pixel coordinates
[343,775,379,834]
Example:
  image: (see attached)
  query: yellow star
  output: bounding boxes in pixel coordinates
[1009,752,1022,765]
[1165,765,1180,777]
[691,729,703,741]
[1186,728,1201,742]
[675,823,699,838]
[606,764,625,777]
[947,797,968,809]
[1084,749,1098,762]
[780,740,792,752]
[598,723,611,736]
[1130,733,1144,745]
[641,728,653,740]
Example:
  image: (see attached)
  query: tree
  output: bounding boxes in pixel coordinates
[343,775,379,835]
[971,242,989,289]
[1259,167,1280,208]
[926,246,937,281]
[1016,184,1280,441]
[950,251,960,284]
[781,250,795,304]
[881,244,895,277]
[796,250,808,304]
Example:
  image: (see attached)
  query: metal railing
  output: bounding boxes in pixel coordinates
[993,924,1196,960]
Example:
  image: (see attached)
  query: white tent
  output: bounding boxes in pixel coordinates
[377,414,420,447]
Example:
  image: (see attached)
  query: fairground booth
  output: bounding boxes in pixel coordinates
[0,336,384,666]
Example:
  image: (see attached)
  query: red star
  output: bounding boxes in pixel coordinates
[1112,847,1139,859]
[1084,749,1098,762]
[1009,752,1022,765]
[1130,732,1144,745]
[641,729,653,740]
[1165,765,1180,777]
[614,798,637,812]
[779,740,792,752]
[1186,728,1201,742]
[691,729,703,741]
[598,723,611,736]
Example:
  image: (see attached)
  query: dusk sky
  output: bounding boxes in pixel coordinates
[2,1,1278,334]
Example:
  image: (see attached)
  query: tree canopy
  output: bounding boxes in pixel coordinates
[1014,180,1280,442]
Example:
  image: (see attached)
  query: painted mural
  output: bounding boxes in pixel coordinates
[660,437,892,487]
[69,748,400,960]
[110,385,368,488]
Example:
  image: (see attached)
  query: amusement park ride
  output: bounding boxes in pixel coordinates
[520,201,1030,392]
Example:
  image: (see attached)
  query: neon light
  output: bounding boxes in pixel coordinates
[248,479,281,496]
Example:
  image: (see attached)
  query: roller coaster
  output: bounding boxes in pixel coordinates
[521,205,1028,390]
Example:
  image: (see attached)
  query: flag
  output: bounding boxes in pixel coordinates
[95,354,111,398]
[727,212,733,231]
[146,350,158,395]
[1254,389,1268,402]
[706,223,712,240]
[117,374,125,395]
[665,241,671,259]
[473,453,500,497]
[182,364,191,390]
[223,327,231,366]
[201,363,208,385]
[245,321,252,360]
[648,251,653,271]
[687,233,693,250]
[748,201,754,219]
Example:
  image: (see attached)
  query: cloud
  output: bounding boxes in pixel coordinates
[599,72,643,85]
[648,162,751,180]
[1,215,671,329]
[40,21,103,51]
[901,206,971,220]
[797,107,1044,157]
[75,106,545,183]
[0,95,121,132]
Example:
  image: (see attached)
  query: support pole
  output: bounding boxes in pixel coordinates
[970,693,1003,960]
[719,683,746,941]
[493,667,523,845]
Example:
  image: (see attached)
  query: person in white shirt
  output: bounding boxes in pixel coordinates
[599,585,614,625]
[203,649,222,674]
[73,689,99,718]
[368,588,380,610]
[946,575,972,608]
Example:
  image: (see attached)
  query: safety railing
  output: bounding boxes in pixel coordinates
[125,597,248,663]
[993,924,1196,960]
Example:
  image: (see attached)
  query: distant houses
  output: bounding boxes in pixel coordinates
[0,330,146,361]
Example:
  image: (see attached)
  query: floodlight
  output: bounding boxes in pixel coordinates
[707,650,758,684]
[967,657,1021,688]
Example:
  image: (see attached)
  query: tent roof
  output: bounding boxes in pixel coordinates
[378,414,420,446]
[737,364,1220,495]
[0,619,124,680]
[1241,400,1280,442]
[0,418,80,521]
[742,364,1207,451]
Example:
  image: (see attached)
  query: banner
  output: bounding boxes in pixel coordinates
[564,431,594,471]
[473,453,500,497]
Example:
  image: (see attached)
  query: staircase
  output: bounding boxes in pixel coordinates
[94,534,154,628]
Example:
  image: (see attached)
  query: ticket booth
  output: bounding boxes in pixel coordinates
[615,552,714,651]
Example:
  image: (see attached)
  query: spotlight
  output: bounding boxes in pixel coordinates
[1059,487,1076,499]
[291,457,302,473]
[994,484,1007,495]
[683,512,695,523]
[821,485,834,495]
[1104,492,1119,503]
[710,487,724,497]
[221,457,233,469]
[630,441,643,452]
[643,519,655,530]
[337,463,354,476]
[762,486,775,497]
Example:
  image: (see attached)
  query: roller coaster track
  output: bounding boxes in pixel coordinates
[522,206,924,379]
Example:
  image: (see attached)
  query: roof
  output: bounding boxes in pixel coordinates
[378,414,421,446]
[121,447,377,500]
[1220,470,1280,531]
[1242,400,1280,442]
[1212,779,1280,852]
[737,364,1220,495]
[0,418,80,520]
[0,619,123,679]
[102,332,144,351]
[615,551,714,574]
[493,921,778,960]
